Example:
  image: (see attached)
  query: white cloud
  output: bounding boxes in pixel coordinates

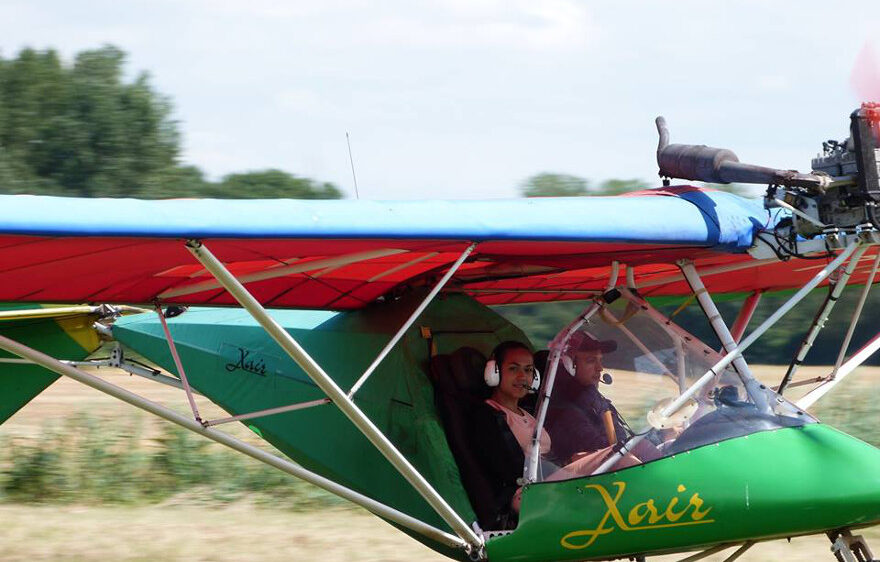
[361,0,598,51]
[754,75,791,93]
[274,88,339,115]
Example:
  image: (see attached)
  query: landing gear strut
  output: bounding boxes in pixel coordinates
[829,529,877,562]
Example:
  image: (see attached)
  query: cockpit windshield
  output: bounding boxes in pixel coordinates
[531,288,814,482]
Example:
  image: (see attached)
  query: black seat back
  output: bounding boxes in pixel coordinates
[430,347,501,527]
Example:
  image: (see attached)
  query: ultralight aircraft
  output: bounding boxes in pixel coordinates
[1,106,880,562]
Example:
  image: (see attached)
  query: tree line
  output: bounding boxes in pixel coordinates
[0,46,340,199]
[1,45,737,201]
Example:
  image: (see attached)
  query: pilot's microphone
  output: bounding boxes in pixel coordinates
[516,383,537,394]
[600,373,613,385]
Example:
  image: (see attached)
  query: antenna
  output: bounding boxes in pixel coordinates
[346,131,360,199]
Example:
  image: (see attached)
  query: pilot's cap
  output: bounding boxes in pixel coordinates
[570,331,617,353]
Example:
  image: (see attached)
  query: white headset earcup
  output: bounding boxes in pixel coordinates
[562,355,575,375]
[484,359,499,387]
[531,367,541,391]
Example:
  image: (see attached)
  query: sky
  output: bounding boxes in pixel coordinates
[1,1,877,199]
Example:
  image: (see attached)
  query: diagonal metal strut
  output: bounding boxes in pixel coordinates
[778,245,868,394]
[0,333,467,551]
[832,251,880,378]
[184,239,483,551]
[348,243,476,398]
[593,243,860,475]
[155,304,203,423]
[679,260,768,413]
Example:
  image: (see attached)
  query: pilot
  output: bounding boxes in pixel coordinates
[545,332,634,466]
[469,341,550,529]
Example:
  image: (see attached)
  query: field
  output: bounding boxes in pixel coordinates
[0,364,877,561]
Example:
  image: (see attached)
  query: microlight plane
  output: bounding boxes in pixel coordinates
[1,107,880,562]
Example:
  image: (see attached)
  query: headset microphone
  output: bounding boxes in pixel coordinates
[600,372,613,385]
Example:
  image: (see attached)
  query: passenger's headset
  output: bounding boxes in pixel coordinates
[483,343,541,392]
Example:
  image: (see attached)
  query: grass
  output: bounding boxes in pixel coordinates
[0,412,344,509]
[1,366,878,560]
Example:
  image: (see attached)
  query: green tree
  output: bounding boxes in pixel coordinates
[520,172,754,198]
[0,46,179,197]
[209,169,343,199]
[148,165,212,199]
[0,45,343,200]
[521,173,648,197]
[521,173,590,197]
[596,178,643,195]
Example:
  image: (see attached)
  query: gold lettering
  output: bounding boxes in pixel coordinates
[561,482,716,551]
[560,482,629,549]
[665,497,691,522]
[645,500,664,524]
[627,500,661,526]
[688,493,713,520]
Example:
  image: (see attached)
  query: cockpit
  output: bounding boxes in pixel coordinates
[527,287,815,483]
[430,287,816,531]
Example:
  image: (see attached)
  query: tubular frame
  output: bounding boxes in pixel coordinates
[525,262,620,482]
[0,333,467,551]
[155,304,203,423]
[184,239,483,551]
[778,246,868,394]
[832,252,880,378]
[593,243,860,474]
[730,291,762,344]
[679,260,768,413]
[348,243,476,398]
[798,328,880,410]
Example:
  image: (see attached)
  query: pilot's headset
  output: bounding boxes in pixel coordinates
[483,341,541,392]
[561,332,616,385]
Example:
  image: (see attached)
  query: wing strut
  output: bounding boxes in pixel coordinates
[832,251,880,378]
[348,243,476,398]
[794,251,880,408]
[778,246,868,394]
[202,398,331,427]
[679,260,769,413]
[183,239,484,554]
[730,291,762,344]
[155,304,203,424]
[0,333,467,551]
[526,262,621,482]
[593,243,860,474]
[798,329,880,410]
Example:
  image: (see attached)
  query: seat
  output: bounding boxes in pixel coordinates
[430,347,501,528]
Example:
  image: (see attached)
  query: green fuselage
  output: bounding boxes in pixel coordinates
[111,297,880,561]
[490,424,880,560]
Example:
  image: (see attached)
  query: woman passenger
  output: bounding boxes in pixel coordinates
[469,341,547,529]
[470,341,638,529]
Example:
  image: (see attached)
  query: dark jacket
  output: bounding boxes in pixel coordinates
[545,379,632,464]
[467,401,525,530]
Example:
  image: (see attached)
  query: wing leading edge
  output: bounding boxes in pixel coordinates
[0,186,832,308]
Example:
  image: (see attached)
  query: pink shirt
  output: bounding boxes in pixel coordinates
[485,399,551,456]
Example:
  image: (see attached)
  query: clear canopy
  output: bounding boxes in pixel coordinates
[532,288,814,482]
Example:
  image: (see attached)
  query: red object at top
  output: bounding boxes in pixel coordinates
[863,102,880,143]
